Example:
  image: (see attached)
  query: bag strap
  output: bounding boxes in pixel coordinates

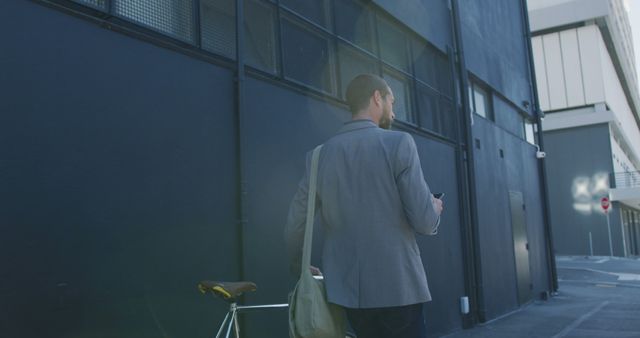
[300,144,323,274]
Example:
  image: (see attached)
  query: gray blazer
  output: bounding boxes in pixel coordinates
[284,119,440,309]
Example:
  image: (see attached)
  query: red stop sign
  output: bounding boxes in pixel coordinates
[601,197,610,211]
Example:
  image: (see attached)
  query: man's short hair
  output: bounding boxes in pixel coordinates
[345,74,390,114]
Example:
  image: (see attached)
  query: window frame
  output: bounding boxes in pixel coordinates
[469,79,494,121]
[280,13,337,96]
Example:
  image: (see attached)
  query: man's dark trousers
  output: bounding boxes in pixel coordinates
[345,303,426,338]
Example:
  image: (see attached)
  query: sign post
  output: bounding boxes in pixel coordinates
[601,197,613,257]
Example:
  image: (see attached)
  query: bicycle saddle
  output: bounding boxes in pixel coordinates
[198,280,257,301]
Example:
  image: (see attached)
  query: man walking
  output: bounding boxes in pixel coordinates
[285,74,443,338]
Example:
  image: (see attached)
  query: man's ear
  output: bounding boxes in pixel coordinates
[373,90,383,107]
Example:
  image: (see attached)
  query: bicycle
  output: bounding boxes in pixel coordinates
[198,279,356,338]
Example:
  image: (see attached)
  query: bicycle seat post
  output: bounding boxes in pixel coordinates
[215,302,240,338]
[230,303,240,338]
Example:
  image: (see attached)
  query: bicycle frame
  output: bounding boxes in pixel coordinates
[215,302,289,338]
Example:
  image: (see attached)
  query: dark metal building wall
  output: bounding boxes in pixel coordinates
[0,1,238,337]
[472,115,551,318]
[455,0,552,321]
[240,77,349,336]
[544,124,623,256]
[471,117,519,319]
[458,0,533,116]
[0,0,556,336]
[412,134,466,336]
[503,122,551,300]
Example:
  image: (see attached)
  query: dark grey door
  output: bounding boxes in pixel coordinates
[509,191,532,304]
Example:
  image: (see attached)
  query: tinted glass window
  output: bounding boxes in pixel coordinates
[201,0,236,59]
[412,40,438,89]
[281,0,330,28]
[473,83,491,119]
[416,83,439,132]
[525,120,536,145]
[245,0,278,73]
[383,69,412,122]
[334,0,376,53]
[337,43,378,99]
[439,98,456,139]
[114,0,194,43]
[377,16,409,72]
[436,55,453,97]
[282,16,335,93]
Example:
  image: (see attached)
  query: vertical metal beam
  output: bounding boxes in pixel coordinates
[450,0,486,324]
[234,0,247,324]
[448,44,477,329]
[520,0,559,293]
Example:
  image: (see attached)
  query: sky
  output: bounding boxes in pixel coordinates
[626,0,640,90]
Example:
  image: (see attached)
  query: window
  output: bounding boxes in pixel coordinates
[525,119,536,145]
[473,86,488,118]
[114,0,194,43]
[439,98,456,139]
[281,0,330,29]
[201,0,236,59]
[245,0,278,73]
[383,69,412,122]
[412,39,438,89]
[436,55,453,97]
[337,43,379,99]
[281,16,335,94]
[416,82,439,132]
[377,15,409,72]
[470,81,493,120]
[334,0,376,53]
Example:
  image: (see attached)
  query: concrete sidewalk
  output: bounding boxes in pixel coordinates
[441,256,640,338]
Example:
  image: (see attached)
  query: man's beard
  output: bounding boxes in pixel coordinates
[379,110,393,130]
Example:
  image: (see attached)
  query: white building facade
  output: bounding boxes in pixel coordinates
[529,0,640,256]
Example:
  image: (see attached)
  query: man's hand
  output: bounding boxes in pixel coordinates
[432,195,444,216]
[310,265,323,276]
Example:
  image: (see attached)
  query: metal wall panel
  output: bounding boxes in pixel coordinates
[532,36,551,111]
[0,1,238,337]
[543,33,569,110]
[472,116,550,318]
[241,78,348,337]
[472,117,520,319]
[412,135,466,336]
[459,0,533,116]
[559,29,587,107]
[577,25,606,105]
[544,124,619,255]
